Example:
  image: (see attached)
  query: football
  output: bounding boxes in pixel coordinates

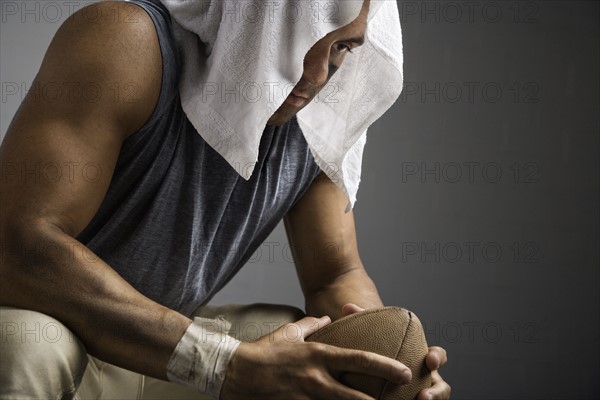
[305,306,432,400]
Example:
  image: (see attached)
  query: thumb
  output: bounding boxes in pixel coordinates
[341,303,366,316]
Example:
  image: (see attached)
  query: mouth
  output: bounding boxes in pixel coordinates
[286,90,310,107]
[291,88,311,99]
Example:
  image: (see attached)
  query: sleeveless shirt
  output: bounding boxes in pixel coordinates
[75,0,321,317]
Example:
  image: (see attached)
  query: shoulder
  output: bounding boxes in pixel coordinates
[37,0,163,137]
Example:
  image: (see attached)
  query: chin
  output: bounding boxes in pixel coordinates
[266,119,284,127]
[266,113,293,127]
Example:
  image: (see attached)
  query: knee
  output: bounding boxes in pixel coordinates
[195,303,306,342]
[1,307,88,398]
[249,303,306,323]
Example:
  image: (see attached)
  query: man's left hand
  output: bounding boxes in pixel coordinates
[341,303,451,400]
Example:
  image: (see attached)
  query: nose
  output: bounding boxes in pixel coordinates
[302,45,331,88]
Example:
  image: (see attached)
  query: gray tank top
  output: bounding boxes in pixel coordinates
[76,0,320,317]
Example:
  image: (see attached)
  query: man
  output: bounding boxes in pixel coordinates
[0,0,450,398]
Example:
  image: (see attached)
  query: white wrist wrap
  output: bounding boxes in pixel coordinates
[166,316,241,399]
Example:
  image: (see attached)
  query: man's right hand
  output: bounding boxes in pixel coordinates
[220,315,412,400]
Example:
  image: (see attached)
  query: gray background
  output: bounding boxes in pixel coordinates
[1,1,598,399]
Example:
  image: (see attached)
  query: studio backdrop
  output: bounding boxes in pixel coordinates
[1,1,598,398]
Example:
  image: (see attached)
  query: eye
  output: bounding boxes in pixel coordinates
[333,42,353,54]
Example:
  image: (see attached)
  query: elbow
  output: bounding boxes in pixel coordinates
[0,216,67,305]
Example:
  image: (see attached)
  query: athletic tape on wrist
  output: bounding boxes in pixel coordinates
[166,316,241,399]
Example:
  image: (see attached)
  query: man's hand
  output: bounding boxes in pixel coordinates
[220,315,413,400]
[418,346,451,400]
[342,304,452,400]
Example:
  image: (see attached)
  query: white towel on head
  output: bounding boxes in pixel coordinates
[158,0,404,211]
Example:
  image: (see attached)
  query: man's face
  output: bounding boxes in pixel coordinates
[266,1,370,126]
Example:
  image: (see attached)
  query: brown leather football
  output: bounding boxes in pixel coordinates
[305,306,432,400]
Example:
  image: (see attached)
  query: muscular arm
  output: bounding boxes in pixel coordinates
[284,172,383,321]
[0,2,191,379]
[285,173,452,400]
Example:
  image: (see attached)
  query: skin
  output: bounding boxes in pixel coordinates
[266,2,367,126]
[0,1,449,398]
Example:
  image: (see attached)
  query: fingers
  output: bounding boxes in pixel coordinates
[285,315,332,340]
[417,370,451,400]
[341,303,365,316]
[419,347,450,400]
[321,346,412,385]
[425,346,448,371]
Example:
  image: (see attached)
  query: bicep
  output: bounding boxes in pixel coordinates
[284,172,364,295]
[0,1,161,236]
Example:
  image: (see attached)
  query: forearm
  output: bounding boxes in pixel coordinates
[0,221,192,380]
[304,267,384,320]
